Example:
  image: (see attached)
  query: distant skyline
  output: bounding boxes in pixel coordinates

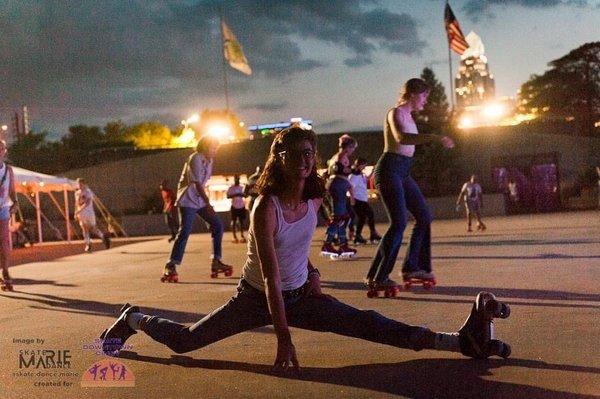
[1,0,599,139]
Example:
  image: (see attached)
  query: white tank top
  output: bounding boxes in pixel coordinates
[0,163,13,209]
[242,195,317,291]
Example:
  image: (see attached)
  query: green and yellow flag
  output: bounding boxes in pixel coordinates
[221,21,252,75]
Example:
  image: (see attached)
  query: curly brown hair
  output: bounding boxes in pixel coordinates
[256,127,326,200]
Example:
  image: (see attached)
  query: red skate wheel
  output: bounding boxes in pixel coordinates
[367,290,376,298]
[403,282,411,290]
[160,276,167,282]
[423,282,433,290]
[210,272,218,278]
[225,270,233,277]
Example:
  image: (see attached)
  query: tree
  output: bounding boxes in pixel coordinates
[104,120,130,146]
[124,122,174,149]
[417,67,450,130]
[61,125,106,150]
[518,42,600,134]
[8,132,51,172]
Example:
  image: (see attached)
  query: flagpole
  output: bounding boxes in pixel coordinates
[219,9,230,111]
[448,43,454,112]
[446,0,455,113]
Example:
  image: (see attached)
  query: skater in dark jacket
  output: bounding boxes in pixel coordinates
[100,126,511,371]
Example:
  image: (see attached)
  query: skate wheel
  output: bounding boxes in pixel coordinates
[367,290,376,298]
[403,282,412,290]
[160,276,167,282]
[329,255,339,260]
[171,276,179,283]
[423,282,433,290]
[224,270,233,277]
[210,272,218,278]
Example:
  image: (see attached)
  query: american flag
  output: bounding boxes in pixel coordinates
[444,3,469,55]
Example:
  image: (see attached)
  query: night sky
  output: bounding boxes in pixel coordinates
[1,0,598,139]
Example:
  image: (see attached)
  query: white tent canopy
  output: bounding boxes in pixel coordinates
[12,166,78,194]
[9,166,125,244]
[10,166,78,244]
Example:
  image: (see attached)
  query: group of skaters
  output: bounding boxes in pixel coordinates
[100,78,513,372]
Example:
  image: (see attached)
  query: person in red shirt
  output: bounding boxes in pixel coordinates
[159,180,179,242]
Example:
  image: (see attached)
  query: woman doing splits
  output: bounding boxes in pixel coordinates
[100,127,511,372]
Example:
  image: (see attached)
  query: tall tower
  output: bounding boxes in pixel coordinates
[455,32,495,108]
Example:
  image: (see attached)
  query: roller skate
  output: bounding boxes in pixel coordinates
[103,235,111,249]
[402,270,436,291]
[320,242,340,260]
[366,278,401,298]
[211,259,233,278]
[84,244,92,253]
[160,262,179,283]
[100,303,139,356]
[231,237,239,244]
[477,223,487,232]
[337,242,357,259]
[459,291,511,359]
[369,233,382,244]
[239,237,247,243]
[353,235,367,245]
[1,276,14,291]
[467,226,473,233]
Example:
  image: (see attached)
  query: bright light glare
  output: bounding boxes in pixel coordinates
[458,117,473,129]
[1,125,7,131]
[483,104,505,118]
[206,123,231,138]
[172,127,196,148]
[187,114,200,124]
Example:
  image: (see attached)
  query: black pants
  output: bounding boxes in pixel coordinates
[353,200,376,237]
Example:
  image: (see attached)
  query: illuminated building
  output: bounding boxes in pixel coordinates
[455,32,495,108]
[248,117,312,140]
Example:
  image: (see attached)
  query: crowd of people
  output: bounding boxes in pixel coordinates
[98,78,512,373]
[0,78,513,373]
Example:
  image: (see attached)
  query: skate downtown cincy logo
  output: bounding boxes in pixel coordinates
[80,358,135,387]
[80,338,135,387]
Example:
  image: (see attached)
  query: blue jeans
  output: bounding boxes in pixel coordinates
[141,279,427,354]
[169,206,223,264]
[367,153,433,282]
[325,177,351,243]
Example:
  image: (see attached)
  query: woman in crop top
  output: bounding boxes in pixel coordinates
[365,78,454,290]
[99,126,510,372]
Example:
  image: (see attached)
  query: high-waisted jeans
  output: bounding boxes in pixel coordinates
[366,153,433,282]
[141,279,427,354]
[169,206,223,264]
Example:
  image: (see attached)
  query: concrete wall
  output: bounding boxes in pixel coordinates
[64,123,600,216]
[77,193,506,237]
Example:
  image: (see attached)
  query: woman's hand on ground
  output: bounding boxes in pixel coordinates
[273,338,300,373]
